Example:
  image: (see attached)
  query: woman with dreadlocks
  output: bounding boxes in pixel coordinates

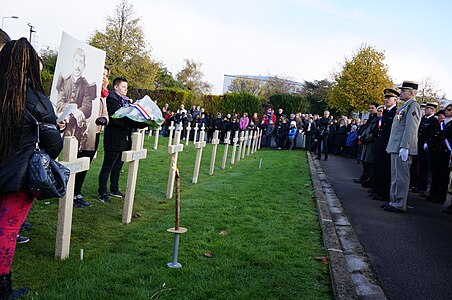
[0,38,64,299]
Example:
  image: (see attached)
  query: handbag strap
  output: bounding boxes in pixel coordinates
[25,109,40,149]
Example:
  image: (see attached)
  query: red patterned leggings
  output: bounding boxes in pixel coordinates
[0,191,34,275]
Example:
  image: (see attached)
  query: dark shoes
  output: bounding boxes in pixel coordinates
[19,221,32,233]
[73,194,92,208]
[353,178,365,183]
[361,180,372,188]
[16,235,29,244]
[97,194,111,203]
[109,191,125,199]
[0,272,29,300]
[383,205,405,213]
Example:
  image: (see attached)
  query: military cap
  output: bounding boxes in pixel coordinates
[435,109,445,116]
[384,88,400,98]
[420,103,427,108]
[399,81,419,90]
[425,102,438,109]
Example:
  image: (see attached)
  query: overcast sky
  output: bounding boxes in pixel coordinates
[2,0,451,97]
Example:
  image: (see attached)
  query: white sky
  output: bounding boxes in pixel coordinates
[2,0,452,97]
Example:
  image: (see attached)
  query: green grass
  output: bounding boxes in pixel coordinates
[15,135,331,299]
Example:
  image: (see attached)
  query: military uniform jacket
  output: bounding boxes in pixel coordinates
[56,73,96,118]
[374,106,397,153]
[418,115,439,152]
[361,114,379,163]
[386,98,422,155]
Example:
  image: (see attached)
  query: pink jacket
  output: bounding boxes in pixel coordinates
[239,117,249,130]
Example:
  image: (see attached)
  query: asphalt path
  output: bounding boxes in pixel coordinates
[319,154,452,300]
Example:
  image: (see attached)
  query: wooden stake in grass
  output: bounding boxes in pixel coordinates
[221,131,231,169]
[209,130,220,175]
[257,129,263,150]
[167,168,187,268]
[237,131,245,162]
[55,136,90,260]
[121,131,148,224]
[247,130,253,157]
[167,129,184,199]
[153,127,161,150]
[253,128,260,153]
[192,126,206,184]
[168,121,175,146]
[230,131,239,165]
[251,129,257,155]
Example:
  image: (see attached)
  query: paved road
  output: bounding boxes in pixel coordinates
[319,155,452,300]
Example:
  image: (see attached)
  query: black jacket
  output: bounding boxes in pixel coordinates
[374,107,396,153]
[103,91,147,152]
[0,88,63,195]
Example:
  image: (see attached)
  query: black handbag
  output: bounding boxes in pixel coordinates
[26,110,70,200]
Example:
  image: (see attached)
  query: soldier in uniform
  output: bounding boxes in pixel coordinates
[358,103,379,188]
[56,48,96,149]
[315,110,332,160]
[416,102,439,194]
[383,81,422,212]
[371,89,399,201]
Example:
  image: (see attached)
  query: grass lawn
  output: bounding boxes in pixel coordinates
[15,134,331,299]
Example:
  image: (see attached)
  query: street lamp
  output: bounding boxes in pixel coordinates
[1,16,19,29]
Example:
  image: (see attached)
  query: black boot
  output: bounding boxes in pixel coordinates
[0,273,29,300]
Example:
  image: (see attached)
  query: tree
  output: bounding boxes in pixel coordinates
[176,58,212,99]
[154,64,184,89]
[259,75,303,100]
[417,76,443,104]
[40,47,58,95]
[329,44,393,116]
[302,79,333,114]
[227,77,262,95]
[88,0,158,89]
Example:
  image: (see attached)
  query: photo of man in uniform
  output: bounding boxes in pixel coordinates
[56,47,97,149]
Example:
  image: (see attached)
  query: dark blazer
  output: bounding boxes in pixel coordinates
[103,91,147,152]
[374,106,397,153]
[0,88,63,195]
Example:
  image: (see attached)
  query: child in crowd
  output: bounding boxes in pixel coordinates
[345,125,358,158]
[288,121,298,150]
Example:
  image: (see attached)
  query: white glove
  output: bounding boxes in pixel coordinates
[423,143,428,151]
[71,108,85,127]
[399,148,409,162]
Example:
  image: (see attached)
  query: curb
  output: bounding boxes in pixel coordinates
[307,152,386,300]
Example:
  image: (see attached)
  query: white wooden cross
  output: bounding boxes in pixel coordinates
[167,129,184,199]
[168,121,175,146]
[209,130,220,175]
[148,129,153,138]
[121,131,147,224]
[192,126,206,184]
[237,131,245,162]
[253,128,259,153]
[242,131,249,159]
[257,129,263,150]
[55,136,90,260]
[221,131,231,169]
[192,123,199,145]
[251,129,257,155]
[230,131,239,165]
[185,123,191,146]
[153,127,161,150]
[247,130,253,156]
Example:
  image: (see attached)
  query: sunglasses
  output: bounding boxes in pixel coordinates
[447,108,452,111]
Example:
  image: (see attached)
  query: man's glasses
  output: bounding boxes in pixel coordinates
[446,108,452,111]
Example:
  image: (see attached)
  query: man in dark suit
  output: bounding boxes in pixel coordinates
[371,89,399,201]
[415,102,439,194]
[97,77,146,202]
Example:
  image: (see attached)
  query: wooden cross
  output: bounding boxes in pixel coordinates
[121,131,147,224]
[237,131,245,162]
[185,123,191,145]
[167,129,184,199]
[209,130,220,175]
[247,130,253,156]
[148,129,153,138]
[257,129,263,150]
[168,121,175,146]
[153,127,161,150]
[242,131,249,159]
[251,129,257,155]
[221,131,231,169]
[230,131,239,165]
[253,128,259,153]
[192,123,199,144]
[192,126,206,184]
[55,136,90,260]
